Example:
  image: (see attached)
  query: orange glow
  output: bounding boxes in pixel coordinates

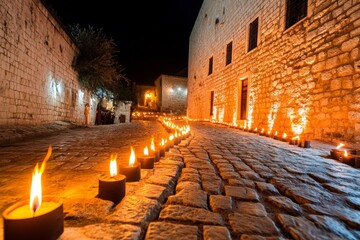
[283,133,287,139]
[254,127,258,132]
[261,128,264,133]
[292,136,300,140]
[151,137,155,151]
[144,146,149,156]
[275,131,278,136]
[160,138,165,146]
[110,154,117,177]
[336,143,344,149]
[129,146,136,166]
[169,135,174,141]
[30,146,52,214]
[344,150,348,157]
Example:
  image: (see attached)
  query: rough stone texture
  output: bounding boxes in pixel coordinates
[145,222,198,240]
[228,178,255,188]
[229,213,278,235]
[187,0,360,146]
[224,185,259,201]
[0,0,98,126]
[176,181,201,193]
[266,196,302,215]
[277,214,344,239]
[209,195,232,213]
[61,224,142,240]
[203,225,232,240]
[255,182,280,195]
[134,184,170,204]
[239,235,281,240]
[347,197,360,210]
[236,202,267,217]
[109,195,161,227]
[159,205,224,225]
[178,172,200,183]
[166,188,208,209]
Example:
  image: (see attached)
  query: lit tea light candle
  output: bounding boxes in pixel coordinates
[150,137,160,162]
[168,134,174,149]
[98,154,126,202]
[290,136,300,145]
[260,128,265,136]
[282,133,288,142]
[137,146,155,169]
[159,138,166,157]
[119,146,141,182]
[2,146,64,240]
[174,131,180,145]
[330,143,345,160]
[273,131,278,139]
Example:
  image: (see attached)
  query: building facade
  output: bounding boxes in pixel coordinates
[188,0,360,146]
[155,74,188,114]
[0,0,98,126]
[135,85,157,110]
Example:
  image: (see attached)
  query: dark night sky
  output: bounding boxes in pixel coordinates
[42,0,203,85]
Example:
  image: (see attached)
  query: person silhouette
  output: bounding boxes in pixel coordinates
[84,103,90,127]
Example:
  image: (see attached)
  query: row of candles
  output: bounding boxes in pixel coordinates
[330,143,360,167]
[2,119,190,240]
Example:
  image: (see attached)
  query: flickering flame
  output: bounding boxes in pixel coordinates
[275,131,278,136]
[261,128,264,133]
[175,131,178,138]
[169,135,174,141]
[151,137,155,151]
[292,136,300,140]
[160,138,165,146]
[268,130,271,134]
[110,154,117,177]
[283,133,287,139]
[129,146,136,166]
[336,143,344,149]
[254,127,258,132]
[30,146,52,214]
[144,146,149,156]
[344,150,348,157]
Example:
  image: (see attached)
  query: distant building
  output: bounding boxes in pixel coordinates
[155,75,188,114]
[188,0,360,146]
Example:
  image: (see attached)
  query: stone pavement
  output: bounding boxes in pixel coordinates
[1,121,360,239]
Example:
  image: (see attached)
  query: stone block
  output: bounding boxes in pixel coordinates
[209,195,232,213]
[229,213,278,235]
[203,225,231,240]
[145,222,198,240]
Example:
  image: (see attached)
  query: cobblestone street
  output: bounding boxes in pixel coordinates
[1,121,360,239]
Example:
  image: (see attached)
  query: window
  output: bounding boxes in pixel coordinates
[226,42,232,65]
[285,0,308,29]
[208,57,213,75]
[240,80,248,120]
[248,18,259,52]
[210,91,214,116]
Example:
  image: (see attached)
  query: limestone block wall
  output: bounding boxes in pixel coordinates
[188,0,360,146]
[0,0,98,126]
[156,75,188,114]
[114,101,132,123]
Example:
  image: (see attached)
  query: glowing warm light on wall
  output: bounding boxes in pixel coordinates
[247,91,255,129]
[267,102,280,131]
[288,106,308,135]
[78,89,84,102]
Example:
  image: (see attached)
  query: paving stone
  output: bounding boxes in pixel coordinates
[216,163,234,171]
[61,223,142,240]
[186,161,215,171]
[266,196,302,215]
[134,184,170,204]
[145,175,176,189]
[347,197,360,210]
[239,171,262,181]
[203,225,231,240]
[236,202,267,216]
[178,172,200,183]
[209,195,232,213]
[176,181,201,193]
[109,195,161,227]
[308,214,358,240]
[159,205,224,225]
[153,166,180,178]
[229,213,278,235]
[219,171,240,180]
[284,166,304,174]
[182,168,199,174]
[239,235,282,240]
[255,182,280,195]
[303,204,360,229]
[308,172,332,183]
[228,178,255,188]
[277,214,343,239]
[233,162,252,171]
[145,222,198,240]
[63,198,114,224]
[224,185,259,201]
[323,182,360,195]
[167,188,208,209]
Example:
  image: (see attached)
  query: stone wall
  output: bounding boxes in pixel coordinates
[0,0,98,126]
[155,75,187,114]
[188,0,360,146]
[114,101,132,124]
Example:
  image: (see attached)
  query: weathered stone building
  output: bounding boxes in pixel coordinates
[135,85,157,110]
[0,0,97,126]
[188,0,360,146]
[155,74,188,114]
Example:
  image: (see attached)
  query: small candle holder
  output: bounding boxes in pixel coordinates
[330,149,345,160]
[137,155,155,169]
[2,197,64,240]
[299,140,311,148]
[159,145,165,157]
[119,162,141,182]
[339,154,356,166]
[98,174,126,202]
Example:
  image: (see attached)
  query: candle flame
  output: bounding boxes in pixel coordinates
[151,137,155,151]
[110,154,117,177]
[160,138,165,146]
[344,150,348,157]
[275,131,278,136]
[30,145,52,214]
[129,146,136,167]
[292,136,300,140]
[169,135,174,141]
[144,146,149,156]
[336,143,344,149]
